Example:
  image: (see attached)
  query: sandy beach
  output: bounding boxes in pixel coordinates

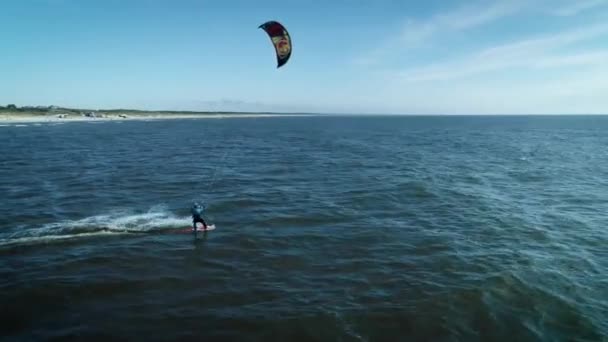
[0,113,309,124]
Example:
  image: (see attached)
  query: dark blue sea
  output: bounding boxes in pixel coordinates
[1,115,607,341]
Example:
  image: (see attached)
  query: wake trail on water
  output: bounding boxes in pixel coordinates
[0,206,190,248]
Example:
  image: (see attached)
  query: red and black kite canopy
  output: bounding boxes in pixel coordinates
[259,21,292,68]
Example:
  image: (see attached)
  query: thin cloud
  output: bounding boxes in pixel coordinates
[374,64,608,114]
[399,23,608,82]
[352,1,608,114]
[552,0,608,17]
[401,0,526,45]
[353,1,527,66]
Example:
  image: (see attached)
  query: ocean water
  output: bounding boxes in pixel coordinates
[0,115,606,341]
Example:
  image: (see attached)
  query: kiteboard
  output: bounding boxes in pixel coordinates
[175,224,216,234]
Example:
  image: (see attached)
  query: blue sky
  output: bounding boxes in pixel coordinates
[1,0,607,114]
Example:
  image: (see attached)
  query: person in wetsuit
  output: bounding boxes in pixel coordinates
[191,202,208,235]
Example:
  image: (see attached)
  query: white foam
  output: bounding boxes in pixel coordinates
[46,209,187,233]
[0,231,125,248]
[2,206,191,248]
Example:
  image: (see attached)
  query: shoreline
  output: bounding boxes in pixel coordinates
[0,113,315,124]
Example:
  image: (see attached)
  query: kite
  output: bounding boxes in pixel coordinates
[259,21,292,68]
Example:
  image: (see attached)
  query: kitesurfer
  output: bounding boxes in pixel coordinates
[191,202,208,235]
